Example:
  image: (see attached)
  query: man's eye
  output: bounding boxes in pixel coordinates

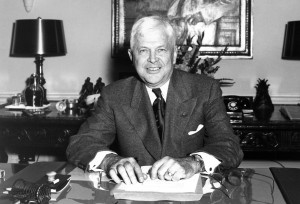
[157,48,167,53]
[139,49,148,54]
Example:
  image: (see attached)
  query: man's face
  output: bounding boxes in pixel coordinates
[128,27,177,89]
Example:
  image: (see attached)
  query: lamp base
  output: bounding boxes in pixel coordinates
[42,87,50,105]
[34,55,49,105]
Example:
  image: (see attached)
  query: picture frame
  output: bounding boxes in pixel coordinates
[112,0,253,59]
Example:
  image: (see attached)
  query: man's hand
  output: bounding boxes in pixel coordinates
[149,156,200,181]
[100,154,147,184]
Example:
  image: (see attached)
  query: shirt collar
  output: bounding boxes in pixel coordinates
[145,80,170,105]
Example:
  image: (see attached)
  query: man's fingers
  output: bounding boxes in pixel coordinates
[164,171,173,181]
[124,162,138,184]
[159,158,178,180]
[132,162,145,183]
[151,156,189,181]
[150,159,164,179]
[171,171,181,181]
[117,164,131,184]
[109,158,144,184]
[151,156,176,180]
[123,159,145,183]
[109,168,122,184]
[164,164,178,181]
[143,173,148,180]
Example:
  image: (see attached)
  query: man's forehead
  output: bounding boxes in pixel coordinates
[137,27,169,40]
[136,34,168,47]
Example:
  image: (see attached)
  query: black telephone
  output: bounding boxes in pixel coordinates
[223,95,253,112]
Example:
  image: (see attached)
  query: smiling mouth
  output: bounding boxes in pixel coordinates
[147,67,160,71]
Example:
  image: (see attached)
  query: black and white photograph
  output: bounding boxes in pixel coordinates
[0,0,300,203]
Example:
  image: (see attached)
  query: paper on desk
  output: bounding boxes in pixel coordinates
[116,166,199,193]
[111,166,203,201]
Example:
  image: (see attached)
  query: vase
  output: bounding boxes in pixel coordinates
[25,73,44,107]
[253,79,274,121]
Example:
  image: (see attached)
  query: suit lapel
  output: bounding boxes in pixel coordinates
[122,79,162,160]
[163,70,197,154]
[122,70,197,160]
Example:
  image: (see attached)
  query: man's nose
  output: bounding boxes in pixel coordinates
[147,51,158,63]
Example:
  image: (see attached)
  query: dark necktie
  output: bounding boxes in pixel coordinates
[152,88,166,142]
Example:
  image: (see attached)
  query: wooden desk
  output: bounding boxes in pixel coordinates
[0,103,87,163]
[232,105,300,159]
[1,103,300,163]
[240,160,300,168]
[0,162,288,204]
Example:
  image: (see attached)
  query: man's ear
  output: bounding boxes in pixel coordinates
[173,46,178,64]
[128,49,133,61]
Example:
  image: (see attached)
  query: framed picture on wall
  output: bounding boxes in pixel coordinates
[112,0,253,59]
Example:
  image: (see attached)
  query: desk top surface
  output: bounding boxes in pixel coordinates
[0,102,87,122]
[1,103,299,126]
[236,105,300,126]
[0,161,289,204]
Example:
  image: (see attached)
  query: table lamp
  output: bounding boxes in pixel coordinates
[282,21,300,60]
[10,17,67,104]
[281,21,300,106]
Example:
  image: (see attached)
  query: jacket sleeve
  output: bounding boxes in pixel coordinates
[66,89,117,169]
[200,80,244,170]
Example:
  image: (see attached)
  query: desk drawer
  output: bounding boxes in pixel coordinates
[1,126,50,145]
[0,125,80,147]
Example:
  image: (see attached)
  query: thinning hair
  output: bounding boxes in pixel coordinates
[129,16,177,50]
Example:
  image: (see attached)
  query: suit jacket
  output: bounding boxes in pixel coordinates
[67,69,243,169]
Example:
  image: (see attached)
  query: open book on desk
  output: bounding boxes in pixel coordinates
[111,166,203,201]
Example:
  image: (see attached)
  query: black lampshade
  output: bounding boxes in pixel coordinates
[282,21,300,60]
[10,17,67,57]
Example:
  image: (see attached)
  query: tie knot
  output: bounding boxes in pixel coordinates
[152,88,162,99]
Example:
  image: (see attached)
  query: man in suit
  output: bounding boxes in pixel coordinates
[67,15,243,185]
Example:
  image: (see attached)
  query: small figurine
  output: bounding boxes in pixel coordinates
[80,77,94,97]
[78,77,94,108]
[93,77,105,94]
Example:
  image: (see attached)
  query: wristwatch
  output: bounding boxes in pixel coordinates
[191,154,205,173]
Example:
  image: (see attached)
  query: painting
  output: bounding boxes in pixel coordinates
[112,0,253,59]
